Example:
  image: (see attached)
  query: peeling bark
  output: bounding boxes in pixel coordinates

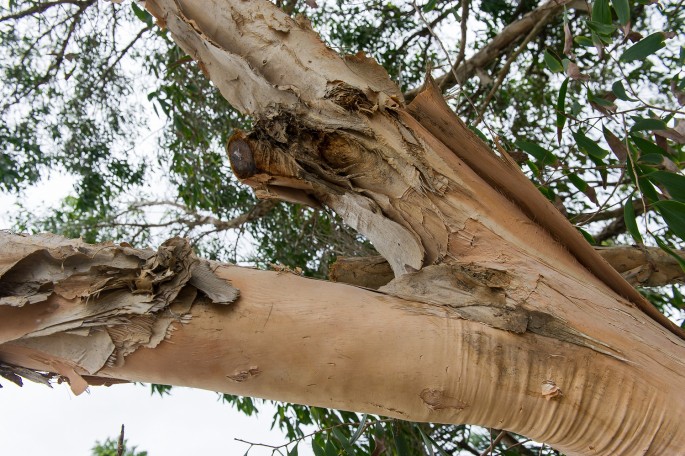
[3,0,685,455]
[1,232,684,455]
[0,233,237,394]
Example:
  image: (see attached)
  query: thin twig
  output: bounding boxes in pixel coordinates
[440,0,469,91]
[0,0,94,22]
[117,424,125,456]
[480,429,507,456]
[474,10,553,125]
[405,0,574,100]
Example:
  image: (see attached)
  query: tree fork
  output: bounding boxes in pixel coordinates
[2,0,685,454]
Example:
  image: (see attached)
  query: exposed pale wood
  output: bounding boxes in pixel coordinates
[143,0,683,339]
[2,1,684,455]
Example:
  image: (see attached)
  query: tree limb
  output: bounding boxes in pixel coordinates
[0,0,94,23]
[330,246,685,289]
[1,232,684,455]
[404,0,575,100]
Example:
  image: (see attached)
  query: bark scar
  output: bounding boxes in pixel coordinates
[227,366,261,382]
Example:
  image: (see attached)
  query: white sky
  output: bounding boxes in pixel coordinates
[0,380,314,455]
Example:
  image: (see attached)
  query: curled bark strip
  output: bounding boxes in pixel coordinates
[0,232,238,393]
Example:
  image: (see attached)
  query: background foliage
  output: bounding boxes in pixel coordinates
[1,0,683,454]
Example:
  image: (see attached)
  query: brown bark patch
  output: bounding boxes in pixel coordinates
[420,388,468,411]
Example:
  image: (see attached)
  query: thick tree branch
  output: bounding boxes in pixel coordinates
[1,232,684,455]
[143,0,682,338]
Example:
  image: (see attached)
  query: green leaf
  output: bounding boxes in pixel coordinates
[611,0,630,25]
[543,50,564,73]
[349,415,368,444]
[620,32,666,62]
[131,2,153,26]
[393,429,410,456]
[572,130,609,159]
[577,227,597,244]
[592,0,612,24]
[631,117,668,132]
[324,438,338,456]
[417,431,450,456]
[418,428,435,456]
[288,443,299,456]
[574,36,594,47]
[332,428,355,455]
[638,176,661,203]
[423,0,438,11]
[632,135,668,156]
[673,285,685,309]
[588,91,617,108]
[468,125,488,141]
[312,441,325,456]
[568,173,598,204]
[603,126,628,162]
[611,81,636,101]
[527,160,541,176]
[515,140,556,165]
[624,196,643,244]
[588,21,617,37]
[654,200,685,239]
[557,78,569,144]
[646,171,685,202]
[654,237,685,272]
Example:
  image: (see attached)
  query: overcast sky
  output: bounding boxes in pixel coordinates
[1,380,315,455]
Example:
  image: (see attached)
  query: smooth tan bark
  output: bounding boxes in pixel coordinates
[331,246,685,290]
[1,232,684,456]
[2,1,685,455]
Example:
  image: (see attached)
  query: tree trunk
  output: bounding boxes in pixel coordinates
[2,0,685,454]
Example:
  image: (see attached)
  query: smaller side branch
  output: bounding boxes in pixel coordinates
[404,0,573,100]
[331,246,685,289]
[0,0,94,23]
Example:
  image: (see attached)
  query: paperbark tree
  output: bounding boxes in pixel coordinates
[1,1,684,455]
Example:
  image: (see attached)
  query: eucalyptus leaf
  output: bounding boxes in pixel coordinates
[624,196,644,244]
[603,127,628,162]
[577,227,597,245]
[620,32,666,62]
[631,117,668,132]
[588,21,617,37]
[515,140,556,165]
[654,237,685,272]
[654,200,685,240]
[572,131,609,159]
[324,438,338,456]
[312,440,325,456]
[557,78,569,144]
[592,0,612,24]
[332,428,355,455]
[543,50,564,73]
[350,415,368,444]
[646,171,685,202]
[418,428,435,456]
[612,81,636,101]
[611,0,630,25]
[574,35,594,46]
